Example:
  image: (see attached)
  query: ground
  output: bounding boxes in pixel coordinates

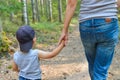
[0,24,120,80]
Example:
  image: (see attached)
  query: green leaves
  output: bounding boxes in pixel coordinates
[0,0,22,15]
[0,31,12,53]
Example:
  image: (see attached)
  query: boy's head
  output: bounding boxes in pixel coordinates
[16,25,35,52]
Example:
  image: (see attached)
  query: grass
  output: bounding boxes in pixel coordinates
[0,60,3,66]
[3,21,19,34]
[2,16,120,45]
[0,16,120,55]
[30,21,63,45]
[30,18,78,45]
[2,20,66,46]
[31,21,62,33]
[7,65,12,69]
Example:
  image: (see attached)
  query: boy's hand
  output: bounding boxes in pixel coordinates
[60,40,65,47]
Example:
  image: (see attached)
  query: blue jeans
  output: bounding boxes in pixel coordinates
[79,18,119,80]
[19,76,41,80]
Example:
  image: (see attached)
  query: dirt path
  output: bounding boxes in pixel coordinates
[40,24,90,80]
[0,24,120,80]
[40,24,120,80]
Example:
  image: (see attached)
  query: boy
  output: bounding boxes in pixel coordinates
[12,25,65,80]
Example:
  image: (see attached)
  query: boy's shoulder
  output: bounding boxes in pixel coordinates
[31,49,45,53]
[14,51,20,56]
[30,49,40,53]
[30,49,45,54]
[13,49,44,56]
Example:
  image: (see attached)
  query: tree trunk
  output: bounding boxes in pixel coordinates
[48,0,52,21]
[58,0,62,22]
[31,0,37,23]
[10,12,14,22]
[35,0,40,22]
[66,0,68,5]
[0,19,2,32]
[22,0,29,25]
[40,0,44,16]
[45,0,49,20]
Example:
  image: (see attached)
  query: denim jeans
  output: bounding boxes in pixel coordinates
[79,18,119,80]
[19,76,41,80]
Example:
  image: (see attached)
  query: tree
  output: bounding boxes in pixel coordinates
[66,0,68,5]
[48,0,52,21]
[40,0,44,16]
[35,0,40,22]
[31,0,37,23]
[44,0,48,20]
[0,0,21,17]
[58,0,62,22]
[21,0,29,25]
[0,19,2,32]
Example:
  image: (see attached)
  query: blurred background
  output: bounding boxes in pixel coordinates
[0,0,80,54]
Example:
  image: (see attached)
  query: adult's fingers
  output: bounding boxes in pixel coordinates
[64,35,68,46]
[58,35,65,45]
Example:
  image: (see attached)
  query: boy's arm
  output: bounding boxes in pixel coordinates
[12,60,19,72]
[38,41,65,59]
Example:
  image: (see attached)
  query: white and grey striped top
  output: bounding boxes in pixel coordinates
[79,0,118,22]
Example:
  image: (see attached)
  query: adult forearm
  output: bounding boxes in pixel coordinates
[63,0,77,33]
[117,0,120,7]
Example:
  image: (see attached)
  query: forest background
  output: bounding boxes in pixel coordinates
[0,0,120,80]
[0,0,120,61]
[0,0,81,54]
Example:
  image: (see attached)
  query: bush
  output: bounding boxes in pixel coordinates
[0,31,12,53]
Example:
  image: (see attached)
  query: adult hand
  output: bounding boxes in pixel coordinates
[58,31,68,46]
[58,0,77,46]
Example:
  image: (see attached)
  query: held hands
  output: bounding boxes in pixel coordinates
[58,31,68,46]
[60,40,65,47]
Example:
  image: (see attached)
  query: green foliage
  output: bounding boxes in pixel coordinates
[3,20,20,34]
[7,65,12,69]
[0,60,3,66]
[0,0,80,23]
[0,31,12,53]
[31,21,61,32]
[31,22,62,44]
[0,0,22,17]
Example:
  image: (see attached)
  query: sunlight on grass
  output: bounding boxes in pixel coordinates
[30,22,63,45]
[31,22,62,32]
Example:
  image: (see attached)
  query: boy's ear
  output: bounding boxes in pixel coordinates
[33,37,36,43]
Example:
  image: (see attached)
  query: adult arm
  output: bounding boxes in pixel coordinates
[117,0,120,7]
[58,0,78,45]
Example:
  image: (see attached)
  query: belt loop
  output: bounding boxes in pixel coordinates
[92,19,94,27]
